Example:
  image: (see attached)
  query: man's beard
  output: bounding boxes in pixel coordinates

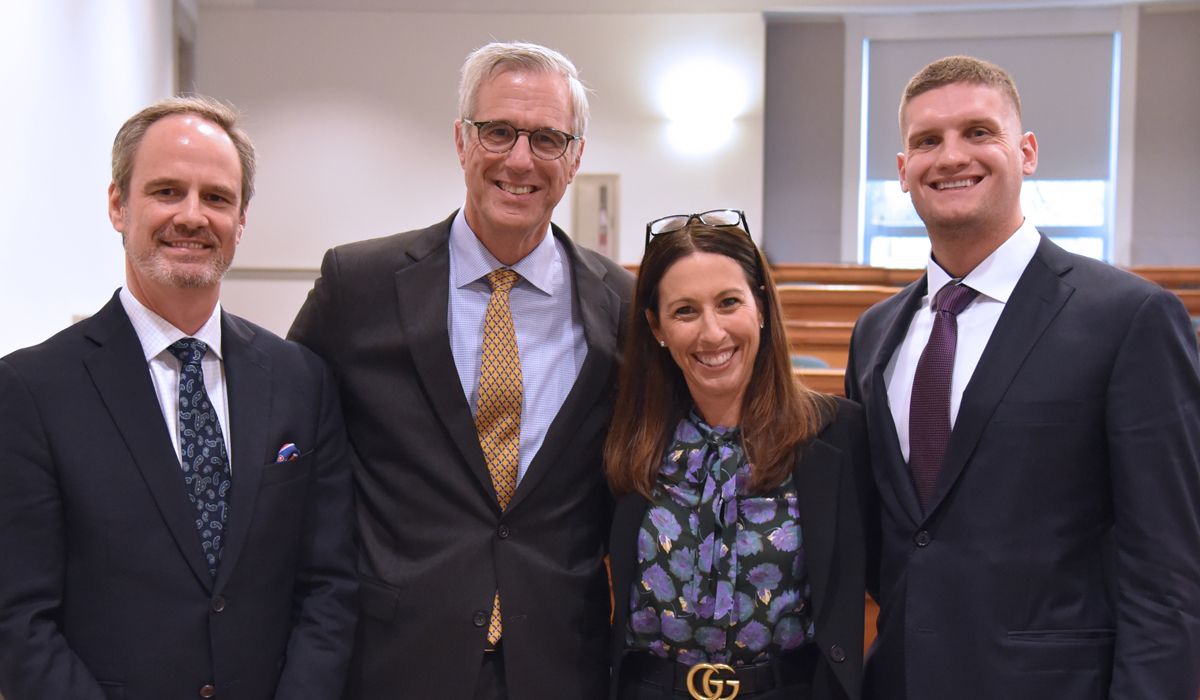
[124,229,233,289]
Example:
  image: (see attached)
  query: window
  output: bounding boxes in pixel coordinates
[845,12,1130,268]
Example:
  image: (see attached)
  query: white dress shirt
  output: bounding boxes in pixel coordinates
[447,209,587,483]
[884,219,1041,462]
[119,287,232,472]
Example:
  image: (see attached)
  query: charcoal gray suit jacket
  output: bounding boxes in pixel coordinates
[289,212,634,700]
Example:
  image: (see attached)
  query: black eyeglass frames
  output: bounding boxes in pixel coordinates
[462,119,581,161]
[644,209,751,249]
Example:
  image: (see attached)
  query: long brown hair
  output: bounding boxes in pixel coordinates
[604,222,834,499]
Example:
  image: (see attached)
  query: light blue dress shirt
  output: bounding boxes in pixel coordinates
[447,209,587,483]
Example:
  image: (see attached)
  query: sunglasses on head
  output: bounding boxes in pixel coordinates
[644,209,751,250]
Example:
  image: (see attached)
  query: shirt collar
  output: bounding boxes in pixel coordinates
[449,208,559,295]
[925,218,1041,305]
[119,287,224,363]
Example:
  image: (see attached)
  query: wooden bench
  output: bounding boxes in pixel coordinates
[1130,267,1200,290]
[772,263,922,288]
[777,284,899,325]
[795,367,847,397]
[787,320,854,369]
[1171,289,1200,317]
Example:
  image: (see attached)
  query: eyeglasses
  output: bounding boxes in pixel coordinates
[462,119,581,161]
[644,209,751,249]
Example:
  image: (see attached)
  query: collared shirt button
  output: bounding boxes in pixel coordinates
[498,524,510,539]
[212,596,226,612]
[914,530,931,547]
[473,611,488,627]
[200,685,216,698]
[830,645,846,662]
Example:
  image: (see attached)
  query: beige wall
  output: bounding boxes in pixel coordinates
[763,17,845,264]
[4,3,1197,348]
[763,5,1200,266]
[0,0,176,355]
[198,8,766,335]
[1132,4,1200,265]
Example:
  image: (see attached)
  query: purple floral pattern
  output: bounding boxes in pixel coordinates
[627,413,813,665]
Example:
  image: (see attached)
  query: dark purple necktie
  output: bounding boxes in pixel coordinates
[909,282,979,510]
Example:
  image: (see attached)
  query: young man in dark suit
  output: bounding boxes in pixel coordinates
[289,42,633,700]
[0,96,358,700]
[846,55,1200,700]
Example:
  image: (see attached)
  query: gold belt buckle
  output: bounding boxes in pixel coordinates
[685,662,740,700]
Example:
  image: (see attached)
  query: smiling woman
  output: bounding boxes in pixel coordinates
[604,216,874,700]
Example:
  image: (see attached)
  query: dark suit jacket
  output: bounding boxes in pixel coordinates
[288,213,635,700]
[0,293,358,700]
[845,235,1200,700]
[608,397,873,700]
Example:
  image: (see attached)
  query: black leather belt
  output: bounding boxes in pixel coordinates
[621,645,818,698]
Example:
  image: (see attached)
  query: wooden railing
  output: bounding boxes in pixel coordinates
[622,264,1200,399]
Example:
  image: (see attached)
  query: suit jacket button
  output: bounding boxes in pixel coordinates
[473,611,488,627]
[914,530,931,547]
[498,524,510,539]
[212,596,226,612]
[829,645,846,663]
[200,685,216,698]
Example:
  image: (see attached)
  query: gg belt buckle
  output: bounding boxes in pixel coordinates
[685,662,740,700]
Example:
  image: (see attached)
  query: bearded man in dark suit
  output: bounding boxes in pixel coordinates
[289,42,633,700]
[847,55,1200,700]
[0,96,358,700]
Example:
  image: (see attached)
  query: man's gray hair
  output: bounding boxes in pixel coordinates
[458,42,590,137]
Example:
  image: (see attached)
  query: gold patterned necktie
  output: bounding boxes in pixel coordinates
[476,267,522,645]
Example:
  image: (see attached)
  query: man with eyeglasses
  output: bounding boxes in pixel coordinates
[289,42,633,700]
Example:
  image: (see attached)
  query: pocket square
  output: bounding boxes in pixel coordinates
[276,443,300,462]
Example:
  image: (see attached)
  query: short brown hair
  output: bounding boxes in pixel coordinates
[899,56,1022,132]
[603,222,834,500]
[112,95,256,215]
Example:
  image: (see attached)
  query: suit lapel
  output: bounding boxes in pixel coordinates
[793,437,842,627]
[83,296,214,589]
[394,217,495,503]
[609,495,649,653]
[213,312,271,592]
[924,236,1074,515]
[867,279,927,524]
[505,228,622,512]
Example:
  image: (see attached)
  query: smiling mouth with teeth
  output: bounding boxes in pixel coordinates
[934,178,980,190]
[498,182,535,195]
[695,349,735,367]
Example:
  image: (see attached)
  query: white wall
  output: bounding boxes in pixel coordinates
[1131,4,1200,265]
[0,0,175,356]
[197,9,765,336]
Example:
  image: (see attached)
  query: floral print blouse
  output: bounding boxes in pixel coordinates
[626,412,813,665]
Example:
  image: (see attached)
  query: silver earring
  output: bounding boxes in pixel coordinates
[760,322,764,329]
[659,340,666,347]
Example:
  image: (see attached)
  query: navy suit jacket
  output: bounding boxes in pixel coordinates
[288,213,634,700]
[846,235,1200,699]
[0,293,358,700]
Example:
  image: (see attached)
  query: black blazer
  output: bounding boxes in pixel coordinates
[846,235,1200,700]
[0,293,358,700]
[609,397,873,700]
[289,213,635,700]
